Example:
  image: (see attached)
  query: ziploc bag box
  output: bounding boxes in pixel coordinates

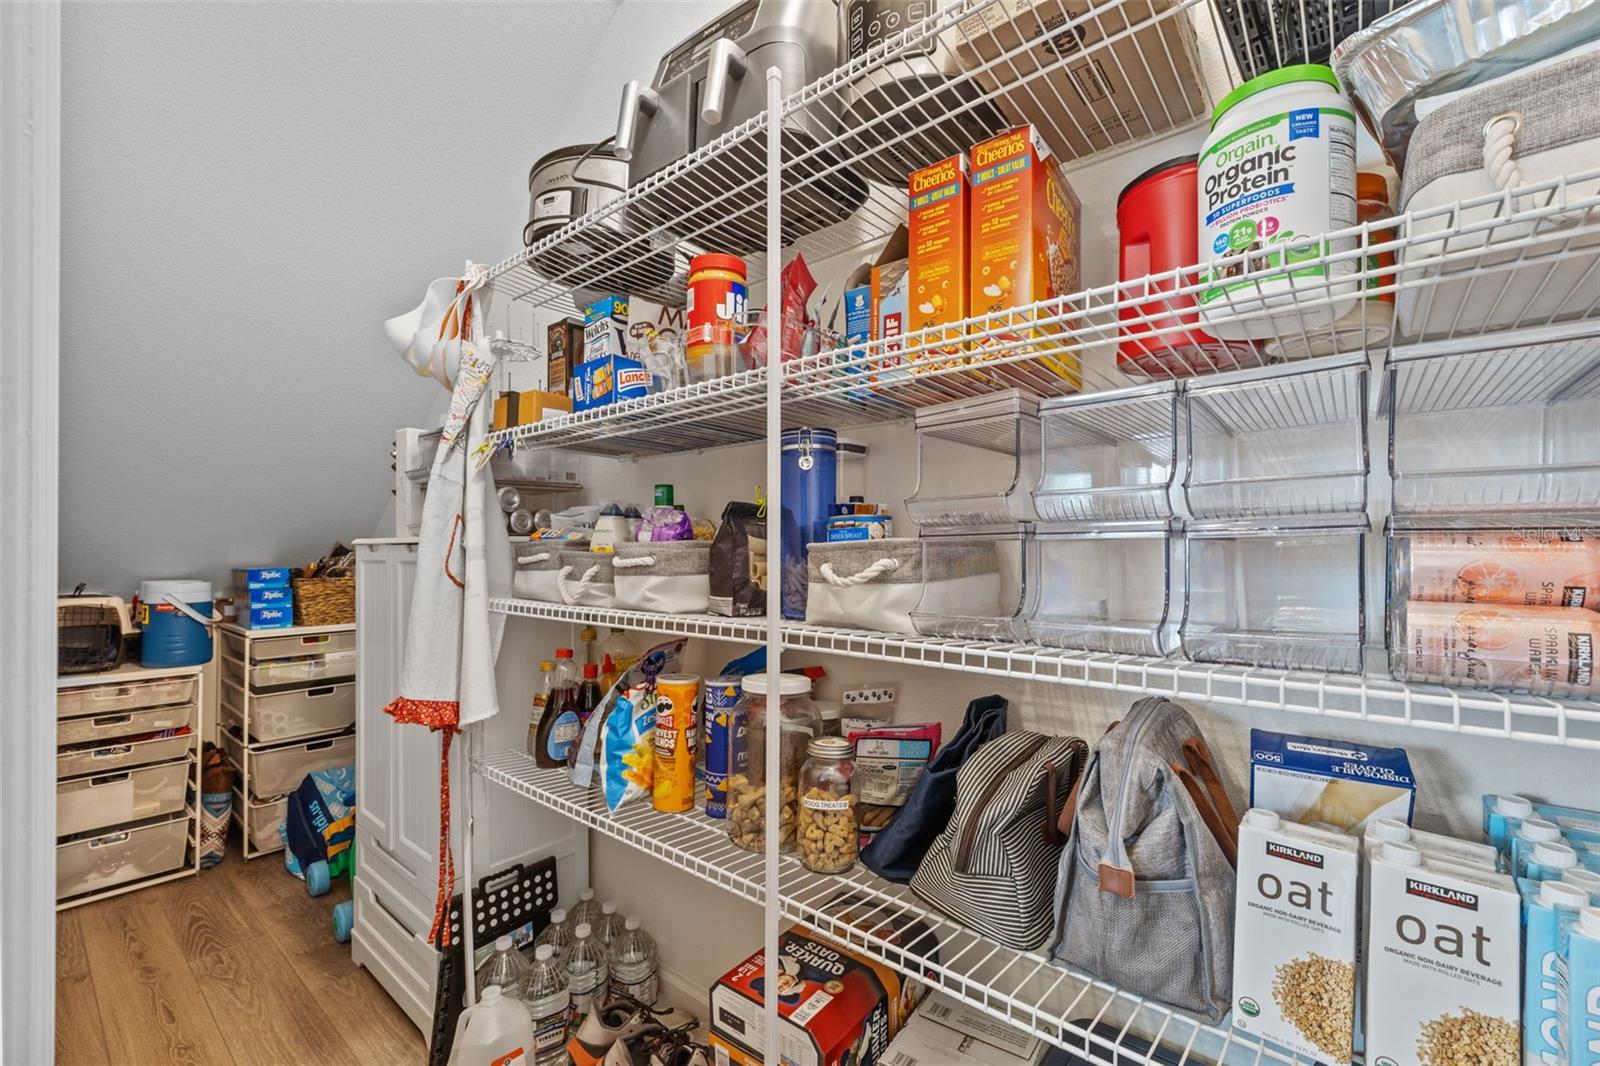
[709,926,924,1066]
[571,354,648,412]
[238,604,295,630]
[1250,729,1415,834]
[233,567,291,590]
[241,585,292,608]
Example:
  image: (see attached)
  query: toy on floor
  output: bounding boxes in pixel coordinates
[282,765,355,898]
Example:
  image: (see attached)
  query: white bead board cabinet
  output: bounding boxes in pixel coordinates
[55,662,204,910]
[218,621,358,859]
[351,538,586,1037]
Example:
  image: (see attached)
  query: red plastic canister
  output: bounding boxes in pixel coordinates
[1116,156,1259,378]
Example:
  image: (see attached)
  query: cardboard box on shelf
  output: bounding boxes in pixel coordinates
[952,0,1206,160]
[571,354,649,413]
[709,927,923,1066]
[626,298,687,360]
[870,227,910,384]
[583,295,629,361]
[1249,729,1416,835]
[504,389,572,427]
[968,125,1081,386]
[884,992,1044,1066]
[546,317,583,398]
[908,153,972,368]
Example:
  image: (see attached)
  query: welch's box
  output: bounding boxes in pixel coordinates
[570,354,649,412]
[1250,730,1415,834]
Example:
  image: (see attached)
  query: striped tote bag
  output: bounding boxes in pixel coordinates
[909,730,1088,950]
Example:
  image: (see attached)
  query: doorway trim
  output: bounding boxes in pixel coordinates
[1,2,61,1060]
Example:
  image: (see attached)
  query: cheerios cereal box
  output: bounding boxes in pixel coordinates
[908,153,970,369]
[968,125,1081,385]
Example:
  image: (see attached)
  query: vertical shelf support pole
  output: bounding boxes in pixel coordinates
[762,64,783,1066]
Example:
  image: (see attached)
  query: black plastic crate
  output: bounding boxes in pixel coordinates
[1212,0,1409,81]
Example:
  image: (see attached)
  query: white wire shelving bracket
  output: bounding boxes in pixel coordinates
[489,598,1600,748]
[473,752,1314,1066]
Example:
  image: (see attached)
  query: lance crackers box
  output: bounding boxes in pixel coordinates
[908,153,971,368]
[969,125,1081,386]
[709,926,923,1066]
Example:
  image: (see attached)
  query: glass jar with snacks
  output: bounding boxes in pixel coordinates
[726,673,819,854]
[798,737,857,875]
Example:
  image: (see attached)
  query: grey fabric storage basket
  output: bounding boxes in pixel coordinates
[805,539,924,634]
[511,542,564,603]
[1048,696,1237,1023]
[556,549,617,608]
[613,541,711,614]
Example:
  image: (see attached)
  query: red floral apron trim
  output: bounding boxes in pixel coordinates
[383,696,460,730]
[431,729,457,947]
[444,513,466,590]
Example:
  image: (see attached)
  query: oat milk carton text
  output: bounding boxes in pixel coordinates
[1564,906,1600,1066]
[1523,879,1587,1065]
[1365,842,1520,1066]
[1233,809,1358,1063]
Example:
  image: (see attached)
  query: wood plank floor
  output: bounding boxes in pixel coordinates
[57,846,425,1065]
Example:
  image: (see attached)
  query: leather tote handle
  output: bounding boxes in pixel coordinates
[1172,762,1239,868]
[1042,737,1089,846]
[1183,736,1239,849]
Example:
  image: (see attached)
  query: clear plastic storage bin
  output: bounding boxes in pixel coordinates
[56,811,189,900]
[906,391,1040,529]
[56,757,190,837]
[1387,327,1600,515]
[1182,522,1367,673]
[57,675,196,719]
[1184,357,1368,520]
[57,702,193,746]
[1034,383,1179,524]
[1386,523,1600,698]
[1028,524,1181,656]
[911,528,1036,642]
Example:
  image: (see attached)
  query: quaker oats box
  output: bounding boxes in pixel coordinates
[709,926,923,1066]
[968,125,1081,386]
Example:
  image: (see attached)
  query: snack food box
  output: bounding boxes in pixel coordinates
[709,926,922,1066]
[626,297,687,360]
[907,153,971,366]
[968,125,1081,385]
[546,317,583,398]
[1232,810,1359,1064]
[883,992,1043,1066]
[571,354,649,412]
[583,294,629,361]
[1249,729,1415,834]
[826,515,894,542]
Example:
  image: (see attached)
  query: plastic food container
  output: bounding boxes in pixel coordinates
[726,673,819,855]
[1196,65,1358,340]
[911,528,1036,642]
[1028,525,1182,657]
[686,254,746,382]
[906,390,1039,530]
[797,737,857,875]
[1035,383,1179,524]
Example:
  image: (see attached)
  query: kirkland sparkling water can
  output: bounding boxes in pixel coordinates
[703,675,744,819]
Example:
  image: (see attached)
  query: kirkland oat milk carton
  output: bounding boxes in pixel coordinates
[1233,809,1359,1064]
[1366,842,1520,1066]
[968,125,1081,385]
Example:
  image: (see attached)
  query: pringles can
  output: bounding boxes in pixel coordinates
[702,675,744,819]
[652,675,700,813]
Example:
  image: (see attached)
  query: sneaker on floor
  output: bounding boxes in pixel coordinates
[568,1000,660,1066]
[649,1043,710,1066]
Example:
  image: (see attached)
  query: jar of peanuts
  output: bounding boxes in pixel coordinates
[725,673,819,854]
[797,736,857,874]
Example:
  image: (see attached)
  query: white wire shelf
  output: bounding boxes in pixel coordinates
[489,598,1600,748]
[473,751,1311,1066]
[488,169,1600,458]
[491,0,1411,309]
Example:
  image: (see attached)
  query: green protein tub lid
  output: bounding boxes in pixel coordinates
[1211,64,1341,129]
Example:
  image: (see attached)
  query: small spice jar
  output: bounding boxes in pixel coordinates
[726,673,819,854]
[797,736,858,874]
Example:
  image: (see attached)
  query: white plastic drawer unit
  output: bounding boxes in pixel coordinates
[223,648,357,691]
[56,758,190,837]
[237,790,287,854]
[222,728,355,799]
[246,628,357,662]
[224,679,356,742]
[56,675,196,719]
[56,811,189,900]
[57,702,194,746]
[57,728,192,779]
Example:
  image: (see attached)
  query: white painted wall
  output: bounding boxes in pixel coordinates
[57,0,725,596]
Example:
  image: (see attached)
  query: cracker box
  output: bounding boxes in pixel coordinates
[968,125,1081,385]
[1249,729,1416,835]
[582,295,629,361]
[709,927,922,1066]
[1232,810,1359,1064]
[883,992,1044,1066]
[1364,843,1521,1066]
[546,316,583,398]
[953,0,1204,159]
[907,153,971,366]
[571,354,648,412]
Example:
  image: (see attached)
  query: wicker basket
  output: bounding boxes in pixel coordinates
[293,575,355,626]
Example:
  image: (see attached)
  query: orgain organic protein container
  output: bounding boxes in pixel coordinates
[1197,65,1357,340]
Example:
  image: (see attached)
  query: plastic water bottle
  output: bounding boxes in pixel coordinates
[533,907,572,964]
[607,916,659,1006]
[569,888,602,933]
[564,922,609,1026]
[475,935,532,1002]
[446,985,534,1066]
[597,900,627,947]
[524,944,570,1065]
